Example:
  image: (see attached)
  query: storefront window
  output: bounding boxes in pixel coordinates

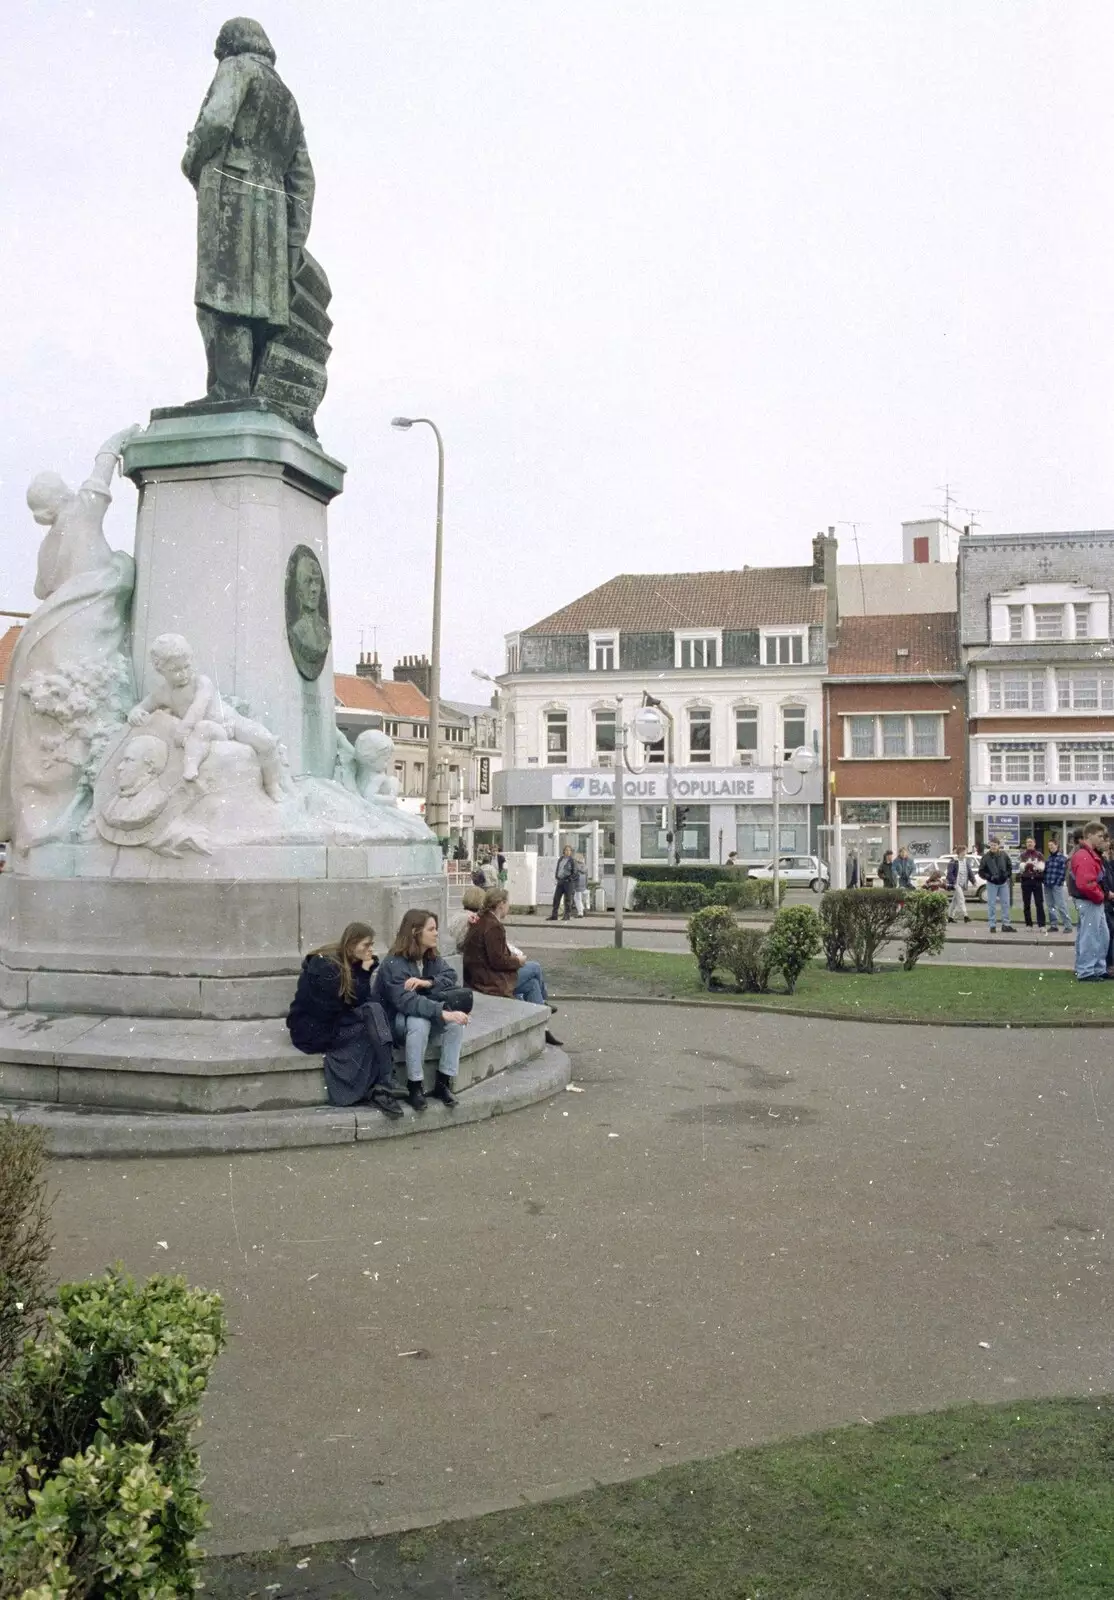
[737,804,808,858]
[640,805,710,861]
[896,800,951,860]
[639,806,670,860]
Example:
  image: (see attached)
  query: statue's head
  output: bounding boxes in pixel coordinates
[150,633,195,689]
[295,552,323,612]
[116,735,169,797]
[215,17,276,63]
[354,729,393,774]
[26,472,70,525]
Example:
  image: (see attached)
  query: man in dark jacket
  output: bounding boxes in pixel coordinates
[1017,837,1046,929]
[548,844,577,921]
[893,847,915,890]
[1068,822,1109,980]
[978,840,1015,933]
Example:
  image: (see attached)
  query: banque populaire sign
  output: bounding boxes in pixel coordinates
[973,789,1114,812]
[551,770,775,802]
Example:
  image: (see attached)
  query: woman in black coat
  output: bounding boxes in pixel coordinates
[286,922,402,1118]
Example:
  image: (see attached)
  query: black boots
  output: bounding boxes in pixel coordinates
[432,1072,457,1108]
[369,1087,403,1120]
[407,1079,427,1112]
[545,1029,563,1047]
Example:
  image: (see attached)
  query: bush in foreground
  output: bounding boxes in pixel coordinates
[719,925,772,992]
[0,1268,227,1599]
[686,905,739,987]
[0,1119,53,1377]
[820,889,907,974]
[763,905,822,993]
[900,889,949,971]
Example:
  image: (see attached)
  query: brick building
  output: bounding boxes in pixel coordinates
[824,611,966,884]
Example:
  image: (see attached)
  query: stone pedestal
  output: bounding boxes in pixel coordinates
[124,407,345,780]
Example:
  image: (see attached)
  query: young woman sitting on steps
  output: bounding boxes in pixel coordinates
[377,910,471,1111]
[285,922,402,1119]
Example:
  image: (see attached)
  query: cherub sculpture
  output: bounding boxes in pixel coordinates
[353,729,400,804]
[128,633,287,801]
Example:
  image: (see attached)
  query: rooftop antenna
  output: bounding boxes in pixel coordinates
[931,482,966,538]
[837,520,869,615]
[960,506,986,536]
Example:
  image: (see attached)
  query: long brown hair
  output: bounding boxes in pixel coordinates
[310,921,375,1002]
[390,908,438,963]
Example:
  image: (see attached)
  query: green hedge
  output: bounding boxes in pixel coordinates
[1,1267,227,1598]
[627,865,747,888]
[633,878,762,913]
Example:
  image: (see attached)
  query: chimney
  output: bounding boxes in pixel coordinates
[393,653,431,697]
[355,650,383,683]
[811,527,839,637]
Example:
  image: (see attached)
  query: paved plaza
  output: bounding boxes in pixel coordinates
[47,999,1112,1554]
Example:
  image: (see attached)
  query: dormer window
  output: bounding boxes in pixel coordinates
[1033,605,1064,640]
[589,631,619,670]
[761,628,806,666]
[990,588,1107,643]
[674,630,721,669]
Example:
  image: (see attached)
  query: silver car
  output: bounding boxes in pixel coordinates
[749,854,830,893]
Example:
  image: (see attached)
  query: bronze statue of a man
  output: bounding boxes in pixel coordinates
[182,18,315,404]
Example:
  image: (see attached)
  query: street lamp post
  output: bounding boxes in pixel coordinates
[772,746,819,910]
[392,416,445,841]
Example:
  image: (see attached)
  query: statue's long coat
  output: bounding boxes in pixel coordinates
[183,51,314,328]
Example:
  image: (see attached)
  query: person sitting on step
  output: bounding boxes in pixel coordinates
[377,910,470,1111]
[463,887,562,1047]
[285,922,401,1118]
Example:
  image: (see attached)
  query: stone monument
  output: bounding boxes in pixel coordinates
[0,19,566,1147]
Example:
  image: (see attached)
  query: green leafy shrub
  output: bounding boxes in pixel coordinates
[0,1267,227,1599]
[686,905,738,987]
[630,865,743,888]
[752,877,776,911]
[0,1119,52,1376]
[719,925,772,992]
[846,889,906,973]
[900,889,949,971]
[763,905,822,993]
[708,877,760,910]
[819,890,858,971]
[634,881,708,913]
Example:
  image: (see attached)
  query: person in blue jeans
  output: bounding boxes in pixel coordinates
[978,840,1015,933]
[1042,837,1074,933]
[463,888,562,1046]
[378,910,470,1111]
[1068,823,1110,981]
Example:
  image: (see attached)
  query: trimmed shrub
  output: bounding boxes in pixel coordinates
[708,877,760,911]
[0,1119,52,1376]
[753,877,776,912]
[686,905,738,987]
[846,888,906,973]
[763,905,822,993]
[634,881,708,913]
[630,865,744,888]
[0,1267,227,1599]
[900,889,949,971]
[719,925,772,992]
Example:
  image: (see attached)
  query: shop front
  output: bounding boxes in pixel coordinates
[971,787,1114,851]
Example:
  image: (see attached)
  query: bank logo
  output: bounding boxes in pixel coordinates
[567,776,586,795]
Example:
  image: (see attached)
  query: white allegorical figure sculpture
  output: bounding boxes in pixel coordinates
[0,427,140,853]
[353,729,401,804]
[127,633,289,801]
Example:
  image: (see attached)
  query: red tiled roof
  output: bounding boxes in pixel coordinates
[334,674,430,717]
[0,625,22,685]
[525,568,825,634]
[826,612,959,677]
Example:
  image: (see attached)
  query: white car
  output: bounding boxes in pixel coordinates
[913,854,987,900]
[749,855,830,893]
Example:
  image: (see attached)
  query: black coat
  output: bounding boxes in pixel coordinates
[376,952,459,1022]
[286,954,375,1054]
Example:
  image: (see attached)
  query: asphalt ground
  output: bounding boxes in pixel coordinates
[48,1001,1112,1555]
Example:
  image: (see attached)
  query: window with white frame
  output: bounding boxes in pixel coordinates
[764,630,805,666]
[675,631,720,669]
[589,631,618,671]
[734,707,758,756]
[1007,606,1024,641]
[1074,604,1091,639]
[843,713,943,758]
[1033,604,1065,640]
[1055,669,1114,711]
[986,669,1046,712]
[781,706,807,760]
[988,745,1046,784]
[688,706,712,763]
[1058,744,1114,784]
[544,709,568,765]
[593,709,617,763]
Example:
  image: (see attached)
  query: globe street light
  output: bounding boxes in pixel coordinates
[772,745,818,910]
[392,416,445,840]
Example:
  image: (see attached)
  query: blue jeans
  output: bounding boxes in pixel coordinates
[1074,899,1108,979]
[514,959,548,1006]
[986,880,1012,929]
[1046,883,1074,930]
[392,1012,465,1081]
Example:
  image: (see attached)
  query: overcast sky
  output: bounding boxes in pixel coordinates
[4,0,1114,699]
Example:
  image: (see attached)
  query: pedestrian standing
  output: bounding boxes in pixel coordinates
[1018,837,1046,930]
[1042,837,1073,934]
[1068,822,1109,981]
[877,850,896,888]
[979,839,1016,933]
[893,846,915,890]
[548,843,577,921]
[1102,840,1114,976]
[572,852,589,917]
[945,848,972,924]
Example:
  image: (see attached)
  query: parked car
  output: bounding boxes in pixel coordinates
[913,853,986,900]
[749,854,830,893]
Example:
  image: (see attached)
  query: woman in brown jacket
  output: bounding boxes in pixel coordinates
[462,888,562,1045]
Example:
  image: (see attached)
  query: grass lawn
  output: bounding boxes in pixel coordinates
[208,1397,1114,1598]
[561,947,1114,1024]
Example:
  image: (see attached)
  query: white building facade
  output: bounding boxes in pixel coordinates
[960,528,1114,848]
[495,543,835,869]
